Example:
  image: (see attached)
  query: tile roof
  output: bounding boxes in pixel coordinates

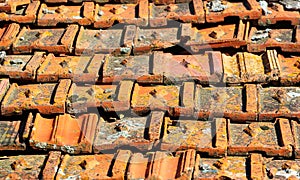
[1,0,300,179]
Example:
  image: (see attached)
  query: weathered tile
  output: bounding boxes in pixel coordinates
[37,2,94,26]
[248,26,300,52]
[184,20,249,52]
[93,112,164,152]
[75,25,135,56]
[67,80,133,113]
[0,1,40,23]
[161,118,227,157]
[94,0,148,28]
[1,79,71,115]
[204,0,261,23]
[149,0,205,27]
[0,23,20,50]
[37,53,104,83]
[56,150,131,179]
[13,25,78,54]
[0,154,47,179]
[228,118,294,157]
[0,52,45,81]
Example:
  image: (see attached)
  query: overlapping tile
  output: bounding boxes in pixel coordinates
[75,25,135,55]
[67,80,133,113]
[161,118,227,156]
[1,79,71,115]
[56,150,131,179]
[94,0,148,28]
[29,113,98,153]
[248,25,300,52]
[0,1,40,23]
[37,53,104,83]
[0,52,45,81]
[0,23,20,50]
[38,2,94,26]
[228,118,294,157]
[13,25,78,54]
[0,0,30,13]
[258,1,300,26]
[0,154,47,179]
[204,0,261,23]
[149,0,205,27]
[0,115,30,151]
[93,111,164,152]
[184,20,249,52]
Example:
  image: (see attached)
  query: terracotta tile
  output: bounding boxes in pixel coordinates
[0,52,45,81]
[29,113,98,153]
[75,25,135,56]
[37,2,94,26]
[94,0,148,28]
[1,79,71,115]
[56,150,130,179]
[264,155,300,179]
[13,25,79,54]
[204,0,261,23]
[0,154,47,179]
[93,111,164,152]
[0,1,40,23]
[102,54,155,83]
[250,154,264,180]
[131,83,180,116]
[127,152,154,179]
[185,20,249,52]
[0,78,10,102]
[193,155,248,179]
[278,52,300,85]
[228,118,294,157]
[133,26,181,55]
[149,0,205,27]
[0,115,31,150]
[153,51,223,84]
[37,53,104,83]
[222,51,279,84]
[0,0,30,13]
[248,25,300,52]
[194,85,257,121]
[149,150,196,179]
[258,86,300,120]
[258,2,300,26]
[0,23,20,50]
[67,80,133,113]
[42,151,61,179]
[161,118,227,156]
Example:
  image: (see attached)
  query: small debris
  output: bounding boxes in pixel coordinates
[98,10,104,16]
[272,89,285,103]
[180,59,190,68]
[279,0,300,10]
[149,89,157,97]
[104,89,113,93]
[9,59,24,65]
[94,32,102,38]
[79,160,87,170]
[266,168,274,179]
[270,3,279,11]
[0,51,6,63]
[86,88,94,96]
[207,0,227,12]
[294,60,300,69]
[251,28,271,41]
[110,7,117,14]
[164,5,172,12]
[120,59,128,66]
[68,69,72,73]
[121,4,128,10]
[275,37,282,42]
[19,37,25,41]
[42,8,55,14]
[209,31,218,39]
[260,125,270,130]
[212,92,220,100]
[59,60,68,68]
[120,47,131,54]
[259,0,272,15]
[24,89,31,98]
